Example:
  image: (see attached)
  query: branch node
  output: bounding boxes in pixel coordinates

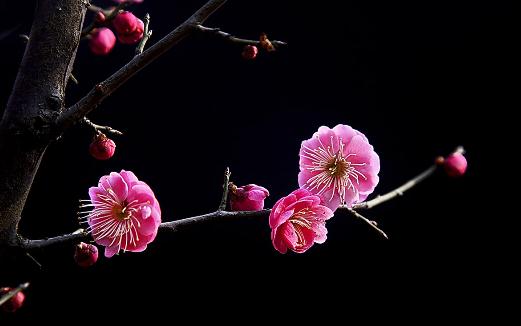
[136,13,152,56]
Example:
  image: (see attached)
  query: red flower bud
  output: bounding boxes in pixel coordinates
[95,11,106,23]
[113,11,139,35]
[89,133,116,160]
[118,18,144,45]
[444,152,467,177]
[242,45,258,60]
[89,28,116,56]
[0,287,25,313]
[74,242,99,268]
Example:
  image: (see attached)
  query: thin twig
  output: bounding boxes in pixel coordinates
[83,117,123,136]
[346,208,388,239]
[219,167,231,211]
[195,25,287,48]
[0,282,30,307]
[58,0,228,130]
[135,13,153,55]
[25,252,42,269]
[353,165,438,210]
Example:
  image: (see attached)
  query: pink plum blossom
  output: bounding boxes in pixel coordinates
[444,152,467,177]
[89,133,116,160]
[298,124,380,211]
[0,287,25,312]
[89,27,116,55]
[270,189,334,254]
[230,184,269,211]
[80,170,161,258]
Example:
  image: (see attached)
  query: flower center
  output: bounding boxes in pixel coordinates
[326,152,350,178]
[112,203,132,221]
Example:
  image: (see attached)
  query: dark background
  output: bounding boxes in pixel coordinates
[1,0,515,321]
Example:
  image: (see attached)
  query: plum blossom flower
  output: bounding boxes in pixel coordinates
[229,184,269,211]
[270,189,334,254]
[118,18,144,44]
[298,124,380,211]
[79,170,161,258]
[0,287,25,312]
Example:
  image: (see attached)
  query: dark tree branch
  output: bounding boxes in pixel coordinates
[0,0,87,245]
[353,165,438,210]
[219,167,231,211]
[57,0,228,131]
[83,117,123,136]
[20,210,270,249]
[195,25,287,48]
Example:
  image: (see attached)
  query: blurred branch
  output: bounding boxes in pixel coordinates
[195,25,287,48]
[353,165,438,210]
[83,117,123,136]
[0,282,29,307]
[58,0,228,131]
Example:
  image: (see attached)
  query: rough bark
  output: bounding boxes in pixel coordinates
[0,0,87,246]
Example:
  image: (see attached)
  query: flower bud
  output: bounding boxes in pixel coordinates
[242,45,258,60]
[89,133,116,160]
[118,18,144,45]
[74,242,99,268]
[0,287,25,313]
[95,11,106,23]
[444,152,467,177]
[113,11,139,35]
[230,183,269,211]
[89,28,116,56]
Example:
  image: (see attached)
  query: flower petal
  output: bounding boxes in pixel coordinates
[104,245,119,258]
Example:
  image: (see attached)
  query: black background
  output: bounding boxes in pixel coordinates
[0,0,515,321]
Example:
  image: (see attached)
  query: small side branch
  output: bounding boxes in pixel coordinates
[353,165,438,210]
[346,208,388,240]
[218,167,231,211]
[135,13,153,55]
[83,117,123,136]
[196,25,287,48]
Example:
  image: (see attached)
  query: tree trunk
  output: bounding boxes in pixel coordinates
[0,0,87,246]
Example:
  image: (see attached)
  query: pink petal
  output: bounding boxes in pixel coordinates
[285,195,321,213]
[292,227,315,253]
[313,223,328,244]
[280,223,299,251]
[272,227,288,254]
[127,184,156,206]
[104,245,119,258]
[310,205,334,221]
[104,172,128,202]
[270,208,294,229]
[247,189,268,201]
[120,170,139,187]
[332,124,358,144]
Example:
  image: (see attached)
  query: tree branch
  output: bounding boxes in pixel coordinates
[345,208,388,239]
[83,117,123,136]
[57,0,228,131]
[195,25,287,48]
[135,13,153,55]
[353,165,438,210]
[0,282,30,307]
[218,167,231,211]
[20,210,270,249]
